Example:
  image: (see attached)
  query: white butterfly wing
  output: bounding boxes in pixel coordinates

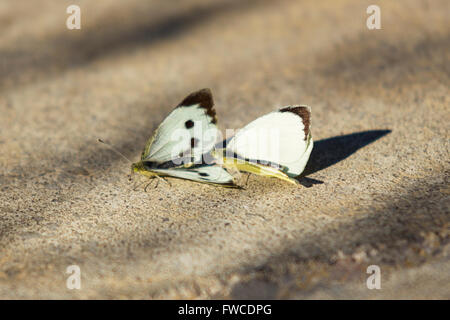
[226,106,313,177]
[153,166,235,185]
[142,89,219,164]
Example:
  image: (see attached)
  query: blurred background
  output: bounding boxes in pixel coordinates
[0,0,448,299]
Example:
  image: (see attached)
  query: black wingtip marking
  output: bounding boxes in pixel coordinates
[279,106,311,140]
[177,88,217,124]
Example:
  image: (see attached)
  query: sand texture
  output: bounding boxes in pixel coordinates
[0,0,449,299]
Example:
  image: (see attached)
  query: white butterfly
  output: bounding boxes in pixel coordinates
[216,106,313,185]
[132,89,236,187]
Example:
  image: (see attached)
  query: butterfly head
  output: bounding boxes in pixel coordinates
[131,161,158,178]
[131,161,144,173]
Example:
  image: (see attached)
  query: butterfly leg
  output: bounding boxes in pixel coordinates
[144,178,157,192]
[153,175,172,188]
[161,176,172,187]
[245,173,251,186]
[132,178,148,191]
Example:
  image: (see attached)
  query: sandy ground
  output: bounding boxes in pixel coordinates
[0,0,449,299]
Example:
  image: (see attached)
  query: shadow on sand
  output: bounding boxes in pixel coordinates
[299,130,391,186]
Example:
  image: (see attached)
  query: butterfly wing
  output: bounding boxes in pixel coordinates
[142,89,219,164]
[152,165,236,186]
[226,106,313,177]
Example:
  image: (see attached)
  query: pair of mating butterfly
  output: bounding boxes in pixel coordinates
[125,88,313,188]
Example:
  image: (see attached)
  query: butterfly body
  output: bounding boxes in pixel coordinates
[220,156,298,185]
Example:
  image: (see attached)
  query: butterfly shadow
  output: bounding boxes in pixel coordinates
[298,130,392,186]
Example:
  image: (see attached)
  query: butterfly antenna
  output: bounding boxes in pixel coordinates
[98,138,132,163]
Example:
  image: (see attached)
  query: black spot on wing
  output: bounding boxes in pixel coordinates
[198,172,209,177]
[185,120,194,129]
